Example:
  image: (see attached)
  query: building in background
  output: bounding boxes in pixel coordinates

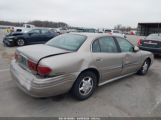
[137,22,161,36]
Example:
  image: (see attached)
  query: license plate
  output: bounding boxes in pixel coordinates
[19,56,27,66]
[144,41,158,45]
[12,62,31,90]
[19,77,31,90]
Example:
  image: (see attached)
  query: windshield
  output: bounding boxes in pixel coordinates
[105,30,111,33]
[46,34,87,51]
[146,34,161,40]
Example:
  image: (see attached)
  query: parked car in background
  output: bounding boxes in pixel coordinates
[10,33,153,100]
[13,24,35,33]
[129,30,137,35]
[104,29,126,38]
[138,33,161,56]
[3,28,58,46]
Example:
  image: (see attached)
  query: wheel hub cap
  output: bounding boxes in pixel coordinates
[79,77,93,96]
[18,39,24,46]
[142,62,148,72]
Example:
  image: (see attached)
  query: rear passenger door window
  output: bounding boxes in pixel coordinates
[31,29,41,34]
[92,36,118,53]
[99,37,118,53]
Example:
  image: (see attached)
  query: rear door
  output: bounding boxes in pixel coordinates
[115,37,142,75]
[27,29,41,43]
[91,36,124,83]
[40,29,54,43]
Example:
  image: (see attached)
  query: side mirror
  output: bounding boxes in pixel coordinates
[134,46,139,52]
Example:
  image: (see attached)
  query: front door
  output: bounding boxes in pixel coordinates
[115,37,142,75]
[91,36,123,83]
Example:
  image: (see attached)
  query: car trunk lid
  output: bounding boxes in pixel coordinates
[16,44,70,73]
[17,44,69,61]
[141,39,161,48]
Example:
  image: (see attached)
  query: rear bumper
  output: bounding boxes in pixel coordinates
[10,60,76,98]
[139,46,161,55]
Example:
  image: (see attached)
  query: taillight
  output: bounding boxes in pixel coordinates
[15,52,20,61]
[37,65,52,76]
[27,59,37,71]
[28,60,52,76]
[137,39,142,46]
[27,59,52,76]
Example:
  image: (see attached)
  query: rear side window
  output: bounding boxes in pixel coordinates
[99,37,118,53]
[92,37,118,53]
[116,37,134,52]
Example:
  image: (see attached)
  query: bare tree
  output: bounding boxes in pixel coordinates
[114,24,132,32]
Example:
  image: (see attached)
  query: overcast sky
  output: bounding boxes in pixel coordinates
[0,0,161,28]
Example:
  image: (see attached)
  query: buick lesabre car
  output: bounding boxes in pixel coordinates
[10,33,153,100]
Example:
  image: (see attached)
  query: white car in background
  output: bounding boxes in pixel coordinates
[13,24,35,33]
[105,29,126,38]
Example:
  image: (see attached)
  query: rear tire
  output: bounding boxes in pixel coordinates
[71,71,97,100]
[17,39,25,46]
[137,59,150,75]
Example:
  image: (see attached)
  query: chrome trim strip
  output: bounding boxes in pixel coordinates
[99,65,122,71]
[107,65,122,70]
[98,72,136,86]
[124,62,139,66]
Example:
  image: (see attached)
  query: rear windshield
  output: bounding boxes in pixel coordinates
[146,34,161,41]
[46,34,87,51]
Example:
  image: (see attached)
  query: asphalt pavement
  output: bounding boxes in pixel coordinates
[0,32,161,117]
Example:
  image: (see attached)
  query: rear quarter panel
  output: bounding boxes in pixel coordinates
[39,52,94,77]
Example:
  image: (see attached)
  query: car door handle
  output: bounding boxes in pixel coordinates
[124,54,131,64]
[96,58,103,62]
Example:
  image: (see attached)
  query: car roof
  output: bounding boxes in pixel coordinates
[70,32,113,38]
[149,33,161,36]
[32,28,50,30]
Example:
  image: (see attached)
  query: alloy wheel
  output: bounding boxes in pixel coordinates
[79,77,93,96]
[17,39,25,46]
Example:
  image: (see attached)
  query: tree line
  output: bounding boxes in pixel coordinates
[0,20,68,28]
[114,24,136,32]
